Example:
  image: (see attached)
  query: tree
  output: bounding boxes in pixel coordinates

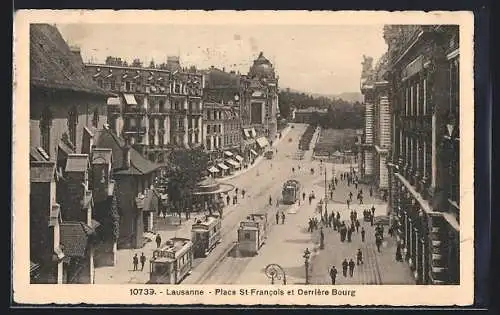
[165,148,210,217]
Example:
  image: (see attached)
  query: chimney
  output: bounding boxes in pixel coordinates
[123,145,131,169]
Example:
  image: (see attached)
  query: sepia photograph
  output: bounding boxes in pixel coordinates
[13,10,474,305]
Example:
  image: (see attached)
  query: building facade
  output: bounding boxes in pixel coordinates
[240,52,280,143]
[84,56,204,163]
[293,107,329,124]
[359,54,392,193]
[384,25,460,285]
[29,24,113,283]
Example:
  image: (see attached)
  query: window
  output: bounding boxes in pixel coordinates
[244,232,251,240]
[92,109,99,127]
[125,81,131,92]
[68,106,78,147]
[159,100,165,112]
[97,79,103,88]
[40,107,52,155]
[110,79,116,91]
[149,135,155,146]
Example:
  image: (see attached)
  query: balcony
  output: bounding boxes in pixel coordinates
[172,126,186,133]
[123,125,147,134]
[171,108,187,115]
[188,108,202,115]
[147,107,170,116]
[123,106,147,115]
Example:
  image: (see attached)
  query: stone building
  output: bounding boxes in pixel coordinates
[384,25,460,285]
[84,56,204,163]
[241,52,280,143]
[94,127,161,249]
[29,24,113,283]
[359,53,392,193]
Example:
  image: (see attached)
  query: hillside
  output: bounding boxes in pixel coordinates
[281,87,363,103]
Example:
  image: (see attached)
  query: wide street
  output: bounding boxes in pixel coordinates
[94,123,414,285]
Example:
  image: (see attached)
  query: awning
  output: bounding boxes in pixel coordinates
[235,155,244,162]
[224,151,233,157]
[217,163,229,170]
[256,137,269,149]
[250,149,258,156]
[226,159,240,168]
[243,129,251,139]
[123,94,137,105]
[107,97,121,106]
[208,166,220,173]
[250,128,257,138]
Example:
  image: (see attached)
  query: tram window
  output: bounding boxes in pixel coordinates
[154,264,168,274]
[244,232,251,240]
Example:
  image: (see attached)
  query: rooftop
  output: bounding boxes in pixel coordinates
[30,24,111,96]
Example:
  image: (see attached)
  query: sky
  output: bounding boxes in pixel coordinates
[57,24,388,95]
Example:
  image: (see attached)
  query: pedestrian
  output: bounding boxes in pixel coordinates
[361,227,366,242]
[369,187,373,197]
[292,167,295,173]
[140,252,146,271]
[303,192,306,201]
[155,234,162,248]
[336,212,340,221]
[342,259,349,277]
[349,191,353,200]
[309,196,312,205]
[370,214,374,226]
[355,219,360,233]
[269,195,272,206]
[329,265,338,284]
[276,211,279,225]
[233,195,238,204]
[354,182,358,190]
[281,212,286,224]
[330,190,333,200]
[226,195,230,205]
[276,199,280,207]
[371,205,376,217]
[396,243,403,262]
[356,249,363,265]
[235,188,239,195]
[347,228,352,242]
[348,259,355,277]
[242,189,246,199]
[346,199,350,209]
[133,253,139,271]
[376,234,382,253]
[359,195,363,204]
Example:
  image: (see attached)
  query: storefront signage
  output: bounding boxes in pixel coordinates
[402,55,424,81]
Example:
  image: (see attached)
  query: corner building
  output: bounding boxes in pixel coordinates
[384,25,460,285]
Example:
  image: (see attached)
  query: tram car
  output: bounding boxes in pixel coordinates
[237,213,269,256]
[282,179,301,204]
[149,237,193,284]
[191,215,222,258]
[264,149,274,159]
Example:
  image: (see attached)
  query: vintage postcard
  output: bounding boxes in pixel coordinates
[12,10,474,306]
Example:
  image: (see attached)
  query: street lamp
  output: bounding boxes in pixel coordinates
[265,263,287,285]
[303,248,311,285]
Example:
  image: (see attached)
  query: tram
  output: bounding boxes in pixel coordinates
[237,213,269,256]
[191,215,222,258]
[282,179,301,204]
[149,237,193,284]
[264,150,274,159]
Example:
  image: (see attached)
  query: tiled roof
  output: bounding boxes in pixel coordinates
[94,128,160,175]
[60,222,94,257]
[65,154,89,172]
[30,161,56,183]
[30,24,111,96]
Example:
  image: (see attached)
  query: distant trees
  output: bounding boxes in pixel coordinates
[278,90,364,129]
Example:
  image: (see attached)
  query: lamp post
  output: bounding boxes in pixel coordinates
[265,263,287,285]
[303,248,311,285]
